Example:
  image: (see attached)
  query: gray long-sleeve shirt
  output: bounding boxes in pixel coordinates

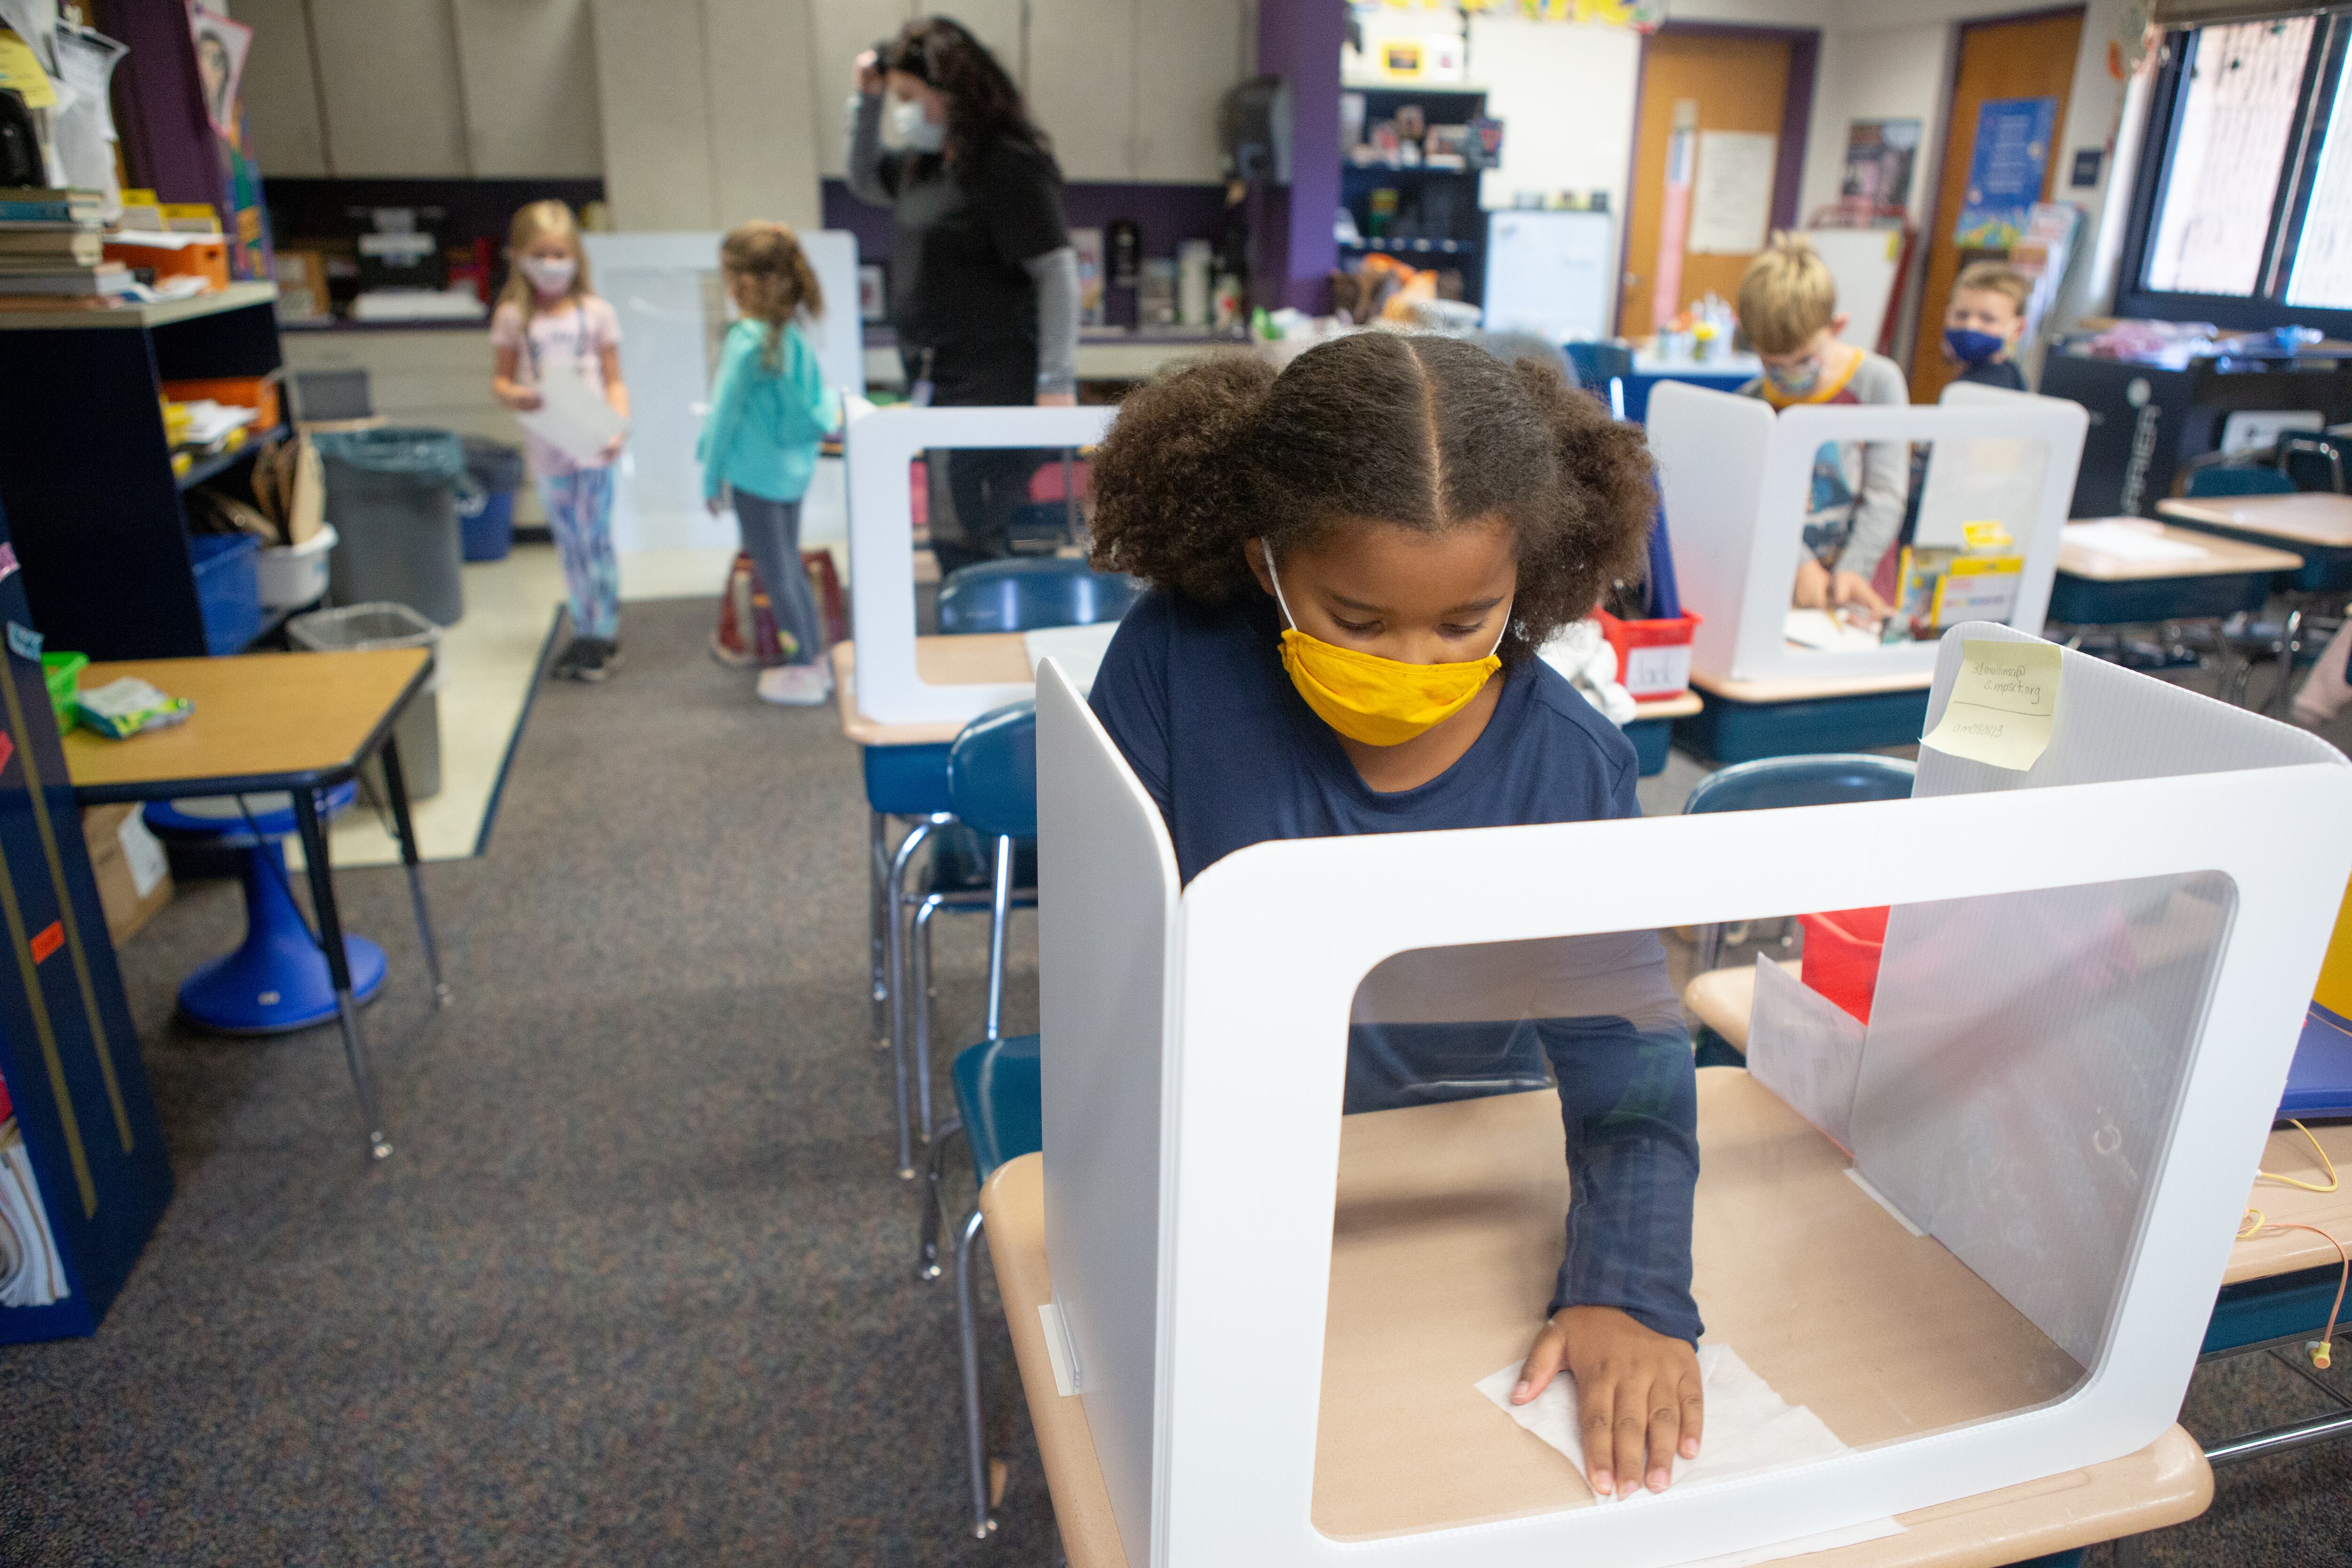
[1741,350,1912,580]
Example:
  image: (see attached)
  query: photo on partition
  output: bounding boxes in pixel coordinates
[1839,119,1920,222]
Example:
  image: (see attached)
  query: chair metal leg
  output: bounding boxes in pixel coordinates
[985,835,1013,1043]
[1694,921,1724,975]
[956,1205,999,1540]
[887,816,947,1178]
[914,895,942,1145]
[919,1117,965,1281]
[870,810,890,1048]
[2272,604,2307,720]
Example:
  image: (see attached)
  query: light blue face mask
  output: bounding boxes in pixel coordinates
[890,98,946,153]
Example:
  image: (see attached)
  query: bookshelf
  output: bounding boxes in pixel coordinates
[0,284,286,660]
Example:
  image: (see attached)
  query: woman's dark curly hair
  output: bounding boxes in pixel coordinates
[1088,332,1657,665]
[883,16,1050,171]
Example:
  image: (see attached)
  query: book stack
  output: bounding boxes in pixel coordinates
[0,186,131,299]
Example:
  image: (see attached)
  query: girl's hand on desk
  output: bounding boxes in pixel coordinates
[1512,1305,1702,1498]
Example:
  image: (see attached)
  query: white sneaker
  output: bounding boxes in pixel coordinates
[757,663,834,707]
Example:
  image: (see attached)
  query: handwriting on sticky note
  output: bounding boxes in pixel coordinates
[1921,638,2060,771]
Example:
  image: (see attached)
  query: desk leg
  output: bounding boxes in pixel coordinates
[955,1206,999,1540]
[379,735,450,1008]
[293,788,391,1162]
[870,811,890,1049]
[886,818,946,1179]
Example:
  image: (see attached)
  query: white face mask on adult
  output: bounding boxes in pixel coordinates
[889,97,947,153]
[518,255,577,297]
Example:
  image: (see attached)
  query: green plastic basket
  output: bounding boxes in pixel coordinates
[41,652,87,726]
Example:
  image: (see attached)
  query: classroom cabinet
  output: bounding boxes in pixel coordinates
[1024,0,1247,183]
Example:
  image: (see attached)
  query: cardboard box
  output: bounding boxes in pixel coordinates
[81,804,173,945]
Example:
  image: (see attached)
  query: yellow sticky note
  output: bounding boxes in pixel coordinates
[1922,638,2061,772]
[0,29,57,109]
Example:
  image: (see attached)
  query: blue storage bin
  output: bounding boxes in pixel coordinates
[189,533,263,655]
[458,487,515,562]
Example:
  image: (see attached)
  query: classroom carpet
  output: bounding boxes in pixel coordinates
[0,598,2347,1567]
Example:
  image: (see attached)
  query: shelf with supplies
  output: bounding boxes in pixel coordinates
[0,282,288,660]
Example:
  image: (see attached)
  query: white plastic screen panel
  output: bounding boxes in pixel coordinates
[1035,664,1182,1568]
[1648,382,2085,684]
[844,403,1116,725]
[580,231,861,556]
[1038,626,2352,1568]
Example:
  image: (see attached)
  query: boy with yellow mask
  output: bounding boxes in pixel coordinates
[1086,333,1704,1499]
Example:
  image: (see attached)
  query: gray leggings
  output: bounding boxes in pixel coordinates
[732,490,824,665]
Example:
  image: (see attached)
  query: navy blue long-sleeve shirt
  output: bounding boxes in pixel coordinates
[1088,588,1703,1343]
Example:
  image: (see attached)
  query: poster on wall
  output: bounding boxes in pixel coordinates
[1954,96,2058,249]
[188,2,272,283]
[1688,130,1777,255]
[1839,119,1920,223]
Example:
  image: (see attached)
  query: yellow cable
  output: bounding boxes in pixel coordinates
[2257,1118,2340,1194]
[2239,1207,2349,1370]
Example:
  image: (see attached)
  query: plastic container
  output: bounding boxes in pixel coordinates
[257,522,338,610]
[458,437,524,562]
[188,533,263,656]
[1797,906,1889,1024]
[40,652,87,725]
[287,601,444,799]
[1594,608,1703,700]
[313,427,468,626]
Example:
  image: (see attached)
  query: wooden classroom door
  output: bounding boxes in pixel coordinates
[1910,8,2085,403]
[1621,31,1794,342]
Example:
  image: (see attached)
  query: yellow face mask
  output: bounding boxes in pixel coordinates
[1265,549,1507,748]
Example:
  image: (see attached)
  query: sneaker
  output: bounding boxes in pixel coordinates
[571,638,623,683]
[549,638,588,681]
[756,663,834,706]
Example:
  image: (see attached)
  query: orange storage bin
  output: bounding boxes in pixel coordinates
[1593,608,1703,700]
[104,234,230,291]
[1797,906,1888,1024]
[163,376,282,433]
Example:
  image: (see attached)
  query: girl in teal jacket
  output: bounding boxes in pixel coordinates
[700,222,842,705]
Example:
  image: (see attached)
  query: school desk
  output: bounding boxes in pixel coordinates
[1681,959,2352,1469]
[62,649,446,1162]
[2048,525,2305,626]
[979,1069,2212,1567]
[2156,494,2352,596]
[1677,669,1933,765]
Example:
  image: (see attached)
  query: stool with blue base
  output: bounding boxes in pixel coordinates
[918,1030,1041,1542]
[143,783,388,1033]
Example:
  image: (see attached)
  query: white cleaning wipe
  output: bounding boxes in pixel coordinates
[1473,1343,1901,1564]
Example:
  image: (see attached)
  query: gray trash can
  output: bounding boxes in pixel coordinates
[287,602,443,801]
[315,428,468,627]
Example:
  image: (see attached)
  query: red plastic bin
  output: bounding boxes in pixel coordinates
[1593,609,1703,700]
[1797,906,1888,1024]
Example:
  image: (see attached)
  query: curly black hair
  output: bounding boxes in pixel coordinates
[883,16,1051,171]
[1088,332,1657,664]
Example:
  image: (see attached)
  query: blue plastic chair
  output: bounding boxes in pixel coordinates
[142,782,386,1032]
[935,557,1141,636]
[917,1030,1041,1540]
[899,703,1037,1184]
[1682,755,1916,975]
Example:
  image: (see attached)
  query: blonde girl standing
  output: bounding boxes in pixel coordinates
[699,221,842,706]
[491,200,631,682]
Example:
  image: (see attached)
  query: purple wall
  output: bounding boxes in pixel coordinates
[1256,0,1345,313]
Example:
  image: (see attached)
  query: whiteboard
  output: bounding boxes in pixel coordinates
[1482,208,1614,343]
[1804,225,1905,354]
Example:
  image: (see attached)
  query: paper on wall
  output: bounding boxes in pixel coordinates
[1474,1344,1900,1562]
[1689,131,1777,255]
[1921,637,2060,772]
[518,369,628,466]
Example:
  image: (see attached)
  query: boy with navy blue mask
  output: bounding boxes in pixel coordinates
[1943,262,2031,391]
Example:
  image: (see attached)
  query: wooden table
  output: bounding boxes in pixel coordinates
[982,1070,2213,1566]
[63,650,445,1160]
[1680,668,1935,764]
[2158,494,2352,594]
[830,634,1031,748]
[2050,523,2305,625]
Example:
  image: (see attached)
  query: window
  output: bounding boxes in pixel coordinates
[2116,13,2352,333]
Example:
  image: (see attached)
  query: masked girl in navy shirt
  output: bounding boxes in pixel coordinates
[1086,331,1703,1499]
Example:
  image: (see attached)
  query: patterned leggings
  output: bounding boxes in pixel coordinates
[538,467,620,641]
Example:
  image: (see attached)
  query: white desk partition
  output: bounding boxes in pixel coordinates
[845,401,1117,726]
[581,230,863,555]
[1649,380,2086,684]
[1035,628,2352,1568]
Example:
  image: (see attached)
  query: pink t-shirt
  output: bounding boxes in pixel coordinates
[490,294,623,477]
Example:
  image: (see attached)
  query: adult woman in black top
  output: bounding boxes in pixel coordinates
[847,17,1080,575]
